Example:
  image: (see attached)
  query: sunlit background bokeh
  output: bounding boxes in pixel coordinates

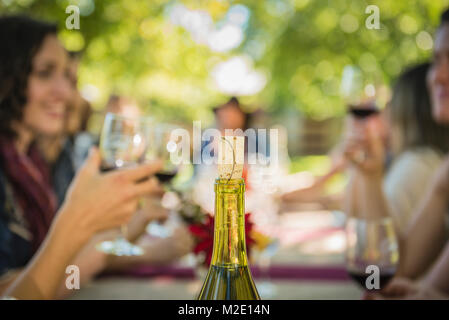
[1,0,448,161]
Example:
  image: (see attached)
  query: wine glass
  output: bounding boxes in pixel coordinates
[145,123,182,236]
[340,65,379,119]
[96,112,152,256]
[150,123,181,186]
[345,217,399,291]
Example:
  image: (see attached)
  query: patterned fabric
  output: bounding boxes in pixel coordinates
[0,138,56,260]
[0,134,94,278]
[0,168,32,277]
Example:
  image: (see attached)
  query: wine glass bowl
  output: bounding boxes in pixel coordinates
[96,113,153,256]
[341,65,381,121]
[99,113,151,170]
[151,123,181,185]
[345,217,399,291]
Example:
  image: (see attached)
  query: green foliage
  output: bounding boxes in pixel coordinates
[1,0,449,122]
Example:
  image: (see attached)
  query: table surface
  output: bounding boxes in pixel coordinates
[69,277,362,300]
[70,209,363,300]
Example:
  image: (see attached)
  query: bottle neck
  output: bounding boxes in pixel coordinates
[210,178,248,267]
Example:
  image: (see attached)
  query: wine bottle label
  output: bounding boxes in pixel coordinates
[218,136,244,179]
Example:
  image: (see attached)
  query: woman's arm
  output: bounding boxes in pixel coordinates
[55,230,115,299]
[105,226,194,271]
[4,207,90,299]
[2,148,162,299]
[56,195,167,298]
[343,119,392,221]
[282,162,345,203]
[397,171,449,278]
[0,270,22,296]
[424,240,449,293]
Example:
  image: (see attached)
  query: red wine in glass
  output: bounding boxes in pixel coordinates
[155,170,177,184]
[348,105,379,119]
[347,268,395,290]
[100,164,117,173]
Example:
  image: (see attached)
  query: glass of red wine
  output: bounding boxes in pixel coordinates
[150,123,181,187]
[348,104,379,119]
[341,65,380,120]
[96,112,152,256]
[144,123,182,238]
[345,217,399,291]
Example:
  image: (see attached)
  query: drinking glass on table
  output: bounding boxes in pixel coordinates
[96,112,153,256]
[345,217,399,291]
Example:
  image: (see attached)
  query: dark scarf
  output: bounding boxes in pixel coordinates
[0,137,57,254]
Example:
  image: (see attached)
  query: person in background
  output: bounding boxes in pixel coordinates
[38,51,93,208]
[63,51,94,171]
[343,63,449,237]
[281,116,366,210]
[370,8,449,299]
[53,95,194,298]
[0,15,163,299]
[2,147,162,300]
[214,96,249,134]
[191,97,250,212]
[281,146,346,208]
[104,94,141,119]
[0,15,71,289]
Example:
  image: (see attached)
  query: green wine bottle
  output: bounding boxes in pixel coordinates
[197,177,260,300]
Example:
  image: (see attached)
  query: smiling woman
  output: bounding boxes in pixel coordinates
[23,35,72,137]
[0,16,71,141]
[0,15,71,279]
[0,16,165,300]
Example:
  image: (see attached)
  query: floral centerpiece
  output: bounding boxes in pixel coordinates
[172,189,267,267]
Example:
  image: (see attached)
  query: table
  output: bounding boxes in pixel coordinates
[70,210,362,300]
[69,277,362,300]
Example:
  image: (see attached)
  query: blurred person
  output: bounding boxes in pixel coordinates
[281,113,386,210]
[213,96,249,134]
[2,148,163,299]
[367,9,449,299]
[53,95,194,298]
[343,63,449,236]
[0,15,72,282]
[0,15,162,298]
[192,97,250,212]
[281,147,346,206]
[390,9,449,280]
[64,51,94,171]
[38,51,93,207]
[105,94,141,119]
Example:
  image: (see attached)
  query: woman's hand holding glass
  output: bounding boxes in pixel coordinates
[96,113,163,256]
[343,117,386,178]
[57,147,163,247]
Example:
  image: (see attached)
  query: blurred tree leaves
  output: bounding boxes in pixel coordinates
[1,0,449,123]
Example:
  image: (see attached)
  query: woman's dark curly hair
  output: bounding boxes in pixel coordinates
[0,15,57,138]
